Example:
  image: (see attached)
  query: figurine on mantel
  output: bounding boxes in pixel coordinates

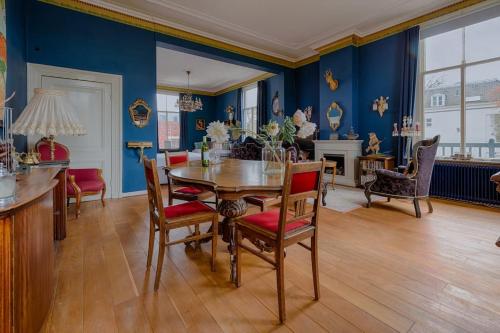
[365,132,383,155]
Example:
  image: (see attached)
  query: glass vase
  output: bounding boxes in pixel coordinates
[262,142,285,175]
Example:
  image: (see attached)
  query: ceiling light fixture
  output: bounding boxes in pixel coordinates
[176,70,203,112]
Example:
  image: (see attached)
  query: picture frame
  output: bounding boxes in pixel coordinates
[195,118,205,131]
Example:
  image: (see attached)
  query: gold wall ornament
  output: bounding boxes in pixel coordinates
[129,98,152,128]
[372,96,389,117]
[324,69,339,91]
[127,141,153,163]
[326,102,343,139]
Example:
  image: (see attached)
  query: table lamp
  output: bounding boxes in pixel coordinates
[11,88,86,161]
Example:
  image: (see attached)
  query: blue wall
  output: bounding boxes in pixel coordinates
[6,0,27,151]
[319,46,359,139]
[215,89,238,122]
[184,94,216,149]
[358,33,404,154]
[294,32,407,155]
[295,61,319,124]
[25,0,157,193]
[8,0,295,193]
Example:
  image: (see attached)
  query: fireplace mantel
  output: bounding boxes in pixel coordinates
[314,140,363,187]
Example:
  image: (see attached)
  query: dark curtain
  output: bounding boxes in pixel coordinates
[395,26,420,166]
[257,80,267,130]
[235,88,242,122]
[178,93,189,151]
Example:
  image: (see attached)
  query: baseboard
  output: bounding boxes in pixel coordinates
[120,190,147,198]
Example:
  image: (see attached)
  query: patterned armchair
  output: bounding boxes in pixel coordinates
[364,135,440,218]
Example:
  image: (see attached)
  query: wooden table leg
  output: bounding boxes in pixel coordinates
[218,198,248,284]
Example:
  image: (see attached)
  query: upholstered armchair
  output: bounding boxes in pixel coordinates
[67,169,106,218]
[35,139,106,218]
[364,135,440,218]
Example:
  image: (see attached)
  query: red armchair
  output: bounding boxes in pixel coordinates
[67,169,106,218]
[35,138,106,218]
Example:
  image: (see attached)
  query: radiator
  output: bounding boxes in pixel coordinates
[430,161,500,206]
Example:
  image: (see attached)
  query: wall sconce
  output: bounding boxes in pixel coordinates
[127,141,152,163]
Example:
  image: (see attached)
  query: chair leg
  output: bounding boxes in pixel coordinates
[75,193,81,218]
[365,190,372,208]
[426,197,433,213]
[387,197,391,202]
[66,197,70,207]
[146,220,155,268]
[154,230,166,291]
[413,198,422,218]
[211,215,218,272]
[311,233,320,301]
[322,182,328,206]
[276,248,286,323]
[235,228,242,288]
[101,186,106,207]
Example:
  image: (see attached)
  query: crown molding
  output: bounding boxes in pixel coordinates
[40,0,297,68]
[156,85,216,96]
[42,0,488,69]
[157,72,276,97]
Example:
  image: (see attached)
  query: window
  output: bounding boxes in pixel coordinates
[157,91,180,150]
[242,84,258,137]
[431,93,446,107]
[420,16,500,159]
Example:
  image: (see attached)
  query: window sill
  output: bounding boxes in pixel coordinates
[436,157,500,166]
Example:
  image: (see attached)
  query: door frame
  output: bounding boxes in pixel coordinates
[27,63,123,198]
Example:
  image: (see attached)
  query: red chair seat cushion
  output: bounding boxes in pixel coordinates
[174,186,204,195]
[240,209,309,233]
[67,180,105,195]
[164,201,215,219]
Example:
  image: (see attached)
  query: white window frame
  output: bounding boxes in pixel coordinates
[242,83,258,138]
[417,24,500,158]
[157,90,181,151]
[431,93,446,107]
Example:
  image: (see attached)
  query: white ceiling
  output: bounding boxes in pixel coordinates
[85,0,462,60]
[156,47,268,92]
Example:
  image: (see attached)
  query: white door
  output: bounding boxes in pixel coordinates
[28,64,123,199]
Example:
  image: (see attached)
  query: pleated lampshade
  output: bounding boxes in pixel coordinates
[12,88,86,136]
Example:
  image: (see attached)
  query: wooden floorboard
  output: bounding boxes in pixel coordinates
[41,191,500,332]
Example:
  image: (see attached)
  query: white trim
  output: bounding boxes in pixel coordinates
[27,63,123,198]
[120,190,147,198]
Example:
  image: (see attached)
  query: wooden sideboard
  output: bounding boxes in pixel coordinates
[0,167,67,333]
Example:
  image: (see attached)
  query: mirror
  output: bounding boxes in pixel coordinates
[129,98,152,128]
[326,101,343,132]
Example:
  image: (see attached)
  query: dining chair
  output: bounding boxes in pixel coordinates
[143,158,219,290]
[165,150,217,206]
[245,149,298,212]
[235,159,326,323]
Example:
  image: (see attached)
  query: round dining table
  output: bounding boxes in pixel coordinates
[168,159,284,283]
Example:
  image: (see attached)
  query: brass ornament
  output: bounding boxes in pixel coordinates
[326,102,343,132]
[324,69,339,91]
[128,98,152,128]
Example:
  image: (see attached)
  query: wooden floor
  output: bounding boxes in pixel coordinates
[42,191,500,333]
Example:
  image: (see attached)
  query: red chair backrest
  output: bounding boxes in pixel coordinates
[278,159,326,237]
[165,150,189,167]
[36,139,70,161]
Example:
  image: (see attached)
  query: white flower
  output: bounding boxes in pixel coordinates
[293,110,306,127]
[206,121,229,143]
[297,121,316,138]
[267,121,280,137]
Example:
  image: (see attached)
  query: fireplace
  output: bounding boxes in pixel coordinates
[314,140,363,186]
[323,153,345,176]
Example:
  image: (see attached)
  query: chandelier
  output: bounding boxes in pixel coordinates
[176,70,203,112]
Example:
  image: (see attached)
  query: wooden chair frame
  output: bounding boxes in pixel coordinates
[144,158,218,291]
[235,159,326,323]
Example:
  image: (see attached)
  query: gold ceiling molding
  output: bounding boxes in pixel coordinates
[314,0,486,55]
[156,85,216,96]
[157,72,276,97]
[42,0,487,69]
[40,0,296,68]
